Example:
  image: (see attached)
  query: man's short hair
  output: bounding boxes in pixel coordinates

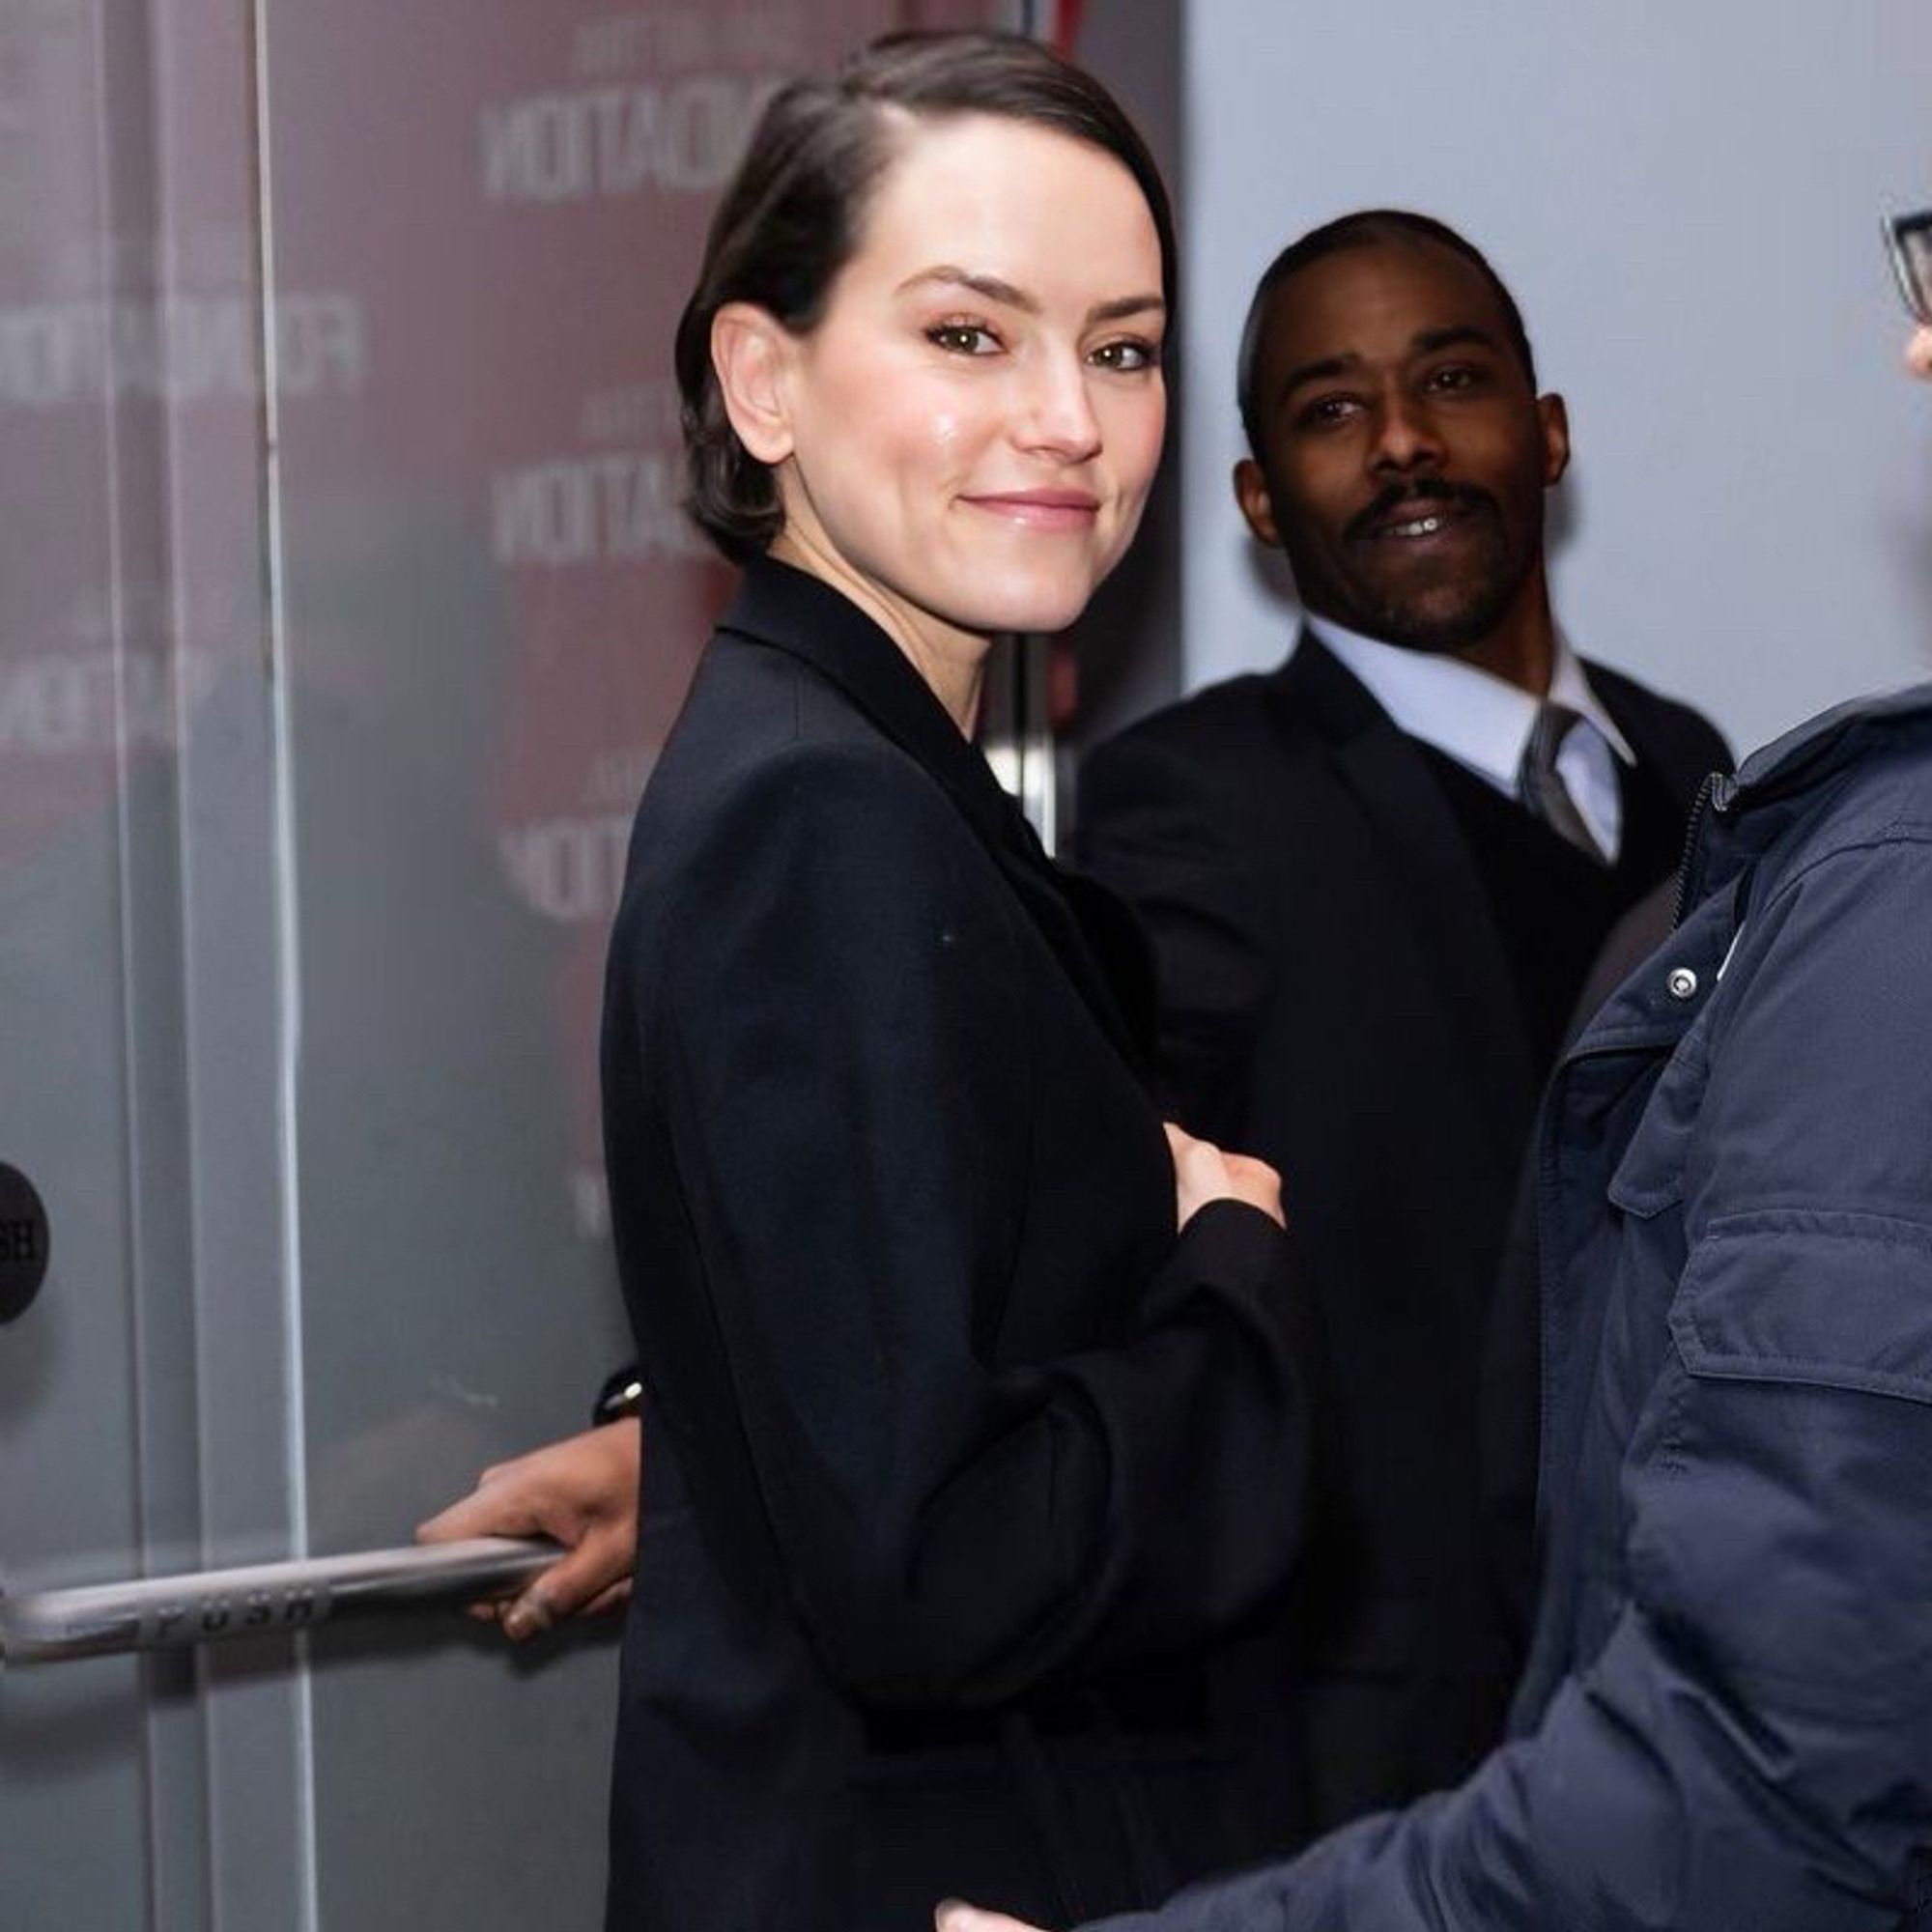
[1236,210,1539,457]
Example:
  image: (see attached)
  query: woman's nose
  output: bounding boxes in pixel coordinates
[1015,351,1103,461]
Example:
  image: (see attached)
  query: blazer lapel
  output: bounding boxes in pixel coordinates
[990,810,1155,1076]
[719,559,1149,1073]
[1266,633,1538,1171]
[1582,659,1734,811]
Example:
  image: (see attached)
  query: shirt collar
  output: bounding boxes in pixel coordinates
[1302,611,1634,790]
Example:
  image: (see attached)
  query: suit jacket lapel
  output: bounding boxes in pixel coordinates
[720,558,1149,1074]
[989,814,1155,1076]
[1583,661,1724,811]
[1266,633,1538,1172]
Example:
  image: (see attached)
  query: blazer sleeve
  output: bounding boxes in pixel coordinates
[1075,725,1277,1135]
[629,742,1313,1712]
[1081,836,1932,1932]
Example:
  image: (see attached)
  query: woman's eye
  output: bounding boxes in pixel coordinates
[1091,337,1160,373]
[926,322,1001,355]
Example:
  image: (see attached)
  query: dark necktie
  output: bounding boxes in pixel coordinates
[1518,701,1608,864]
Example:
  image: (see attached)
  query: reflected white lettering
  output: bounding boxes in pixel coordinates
[578,382,681,446]
[497,813,632,923]
[0,650,221,755]
[491,450,699,566]
[570,7,806,76]
[480,76,783,202]
[0,294,366,406]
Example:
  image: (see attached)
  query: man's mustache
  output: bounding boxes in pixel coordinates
[1345,478,1497,544]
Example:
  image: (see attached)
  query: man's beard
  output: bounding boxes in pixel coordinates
[1326,478,1532,656]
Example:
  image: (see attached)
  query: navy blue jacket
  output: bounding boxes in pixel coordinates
[1093,685,1932,1930]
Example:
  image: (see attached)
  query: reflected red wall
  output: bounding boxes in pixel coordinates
[273,4,1017,1204]
[0,3,1018,1230]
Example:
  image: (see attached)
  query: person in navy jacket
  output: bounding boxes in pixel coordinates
[939,330,1932,1932]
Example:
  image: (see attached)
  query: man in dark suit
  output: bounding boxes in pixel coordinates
[1073,211,1731,1839]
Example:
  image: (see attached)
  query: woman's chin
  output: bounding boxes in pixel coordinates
[947,568,1105,639]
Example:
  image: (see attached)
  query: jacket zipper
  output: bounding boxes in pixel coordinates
[1670,767,1736,929]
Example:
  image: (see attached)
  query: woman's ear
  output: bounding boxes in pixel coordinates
[711,303,796,465]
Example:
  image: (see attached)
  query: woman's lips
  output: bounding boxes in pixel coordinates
[960,490,1101,531]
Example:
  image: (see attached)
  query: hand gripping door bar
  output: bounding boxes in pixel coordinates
[0,1538,557,1663]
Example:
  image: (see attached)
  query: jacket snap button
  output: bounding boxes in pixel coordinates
[1666,966,1699,1002]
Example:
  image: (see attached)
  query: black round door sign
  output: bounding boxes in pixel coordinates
[0,1162,49,1323]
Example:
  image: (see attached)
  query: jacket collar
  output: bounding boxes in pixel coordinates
[719,556,1150,1071]
[1729,680,1932,803]
[1585,667,1720,814]
[1689,682,1932,910]
[1303,611,1634,787]
[720,556,1021,856]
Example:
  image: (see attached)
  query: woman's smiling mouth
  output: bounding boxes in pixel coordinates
[960,488,1102,531]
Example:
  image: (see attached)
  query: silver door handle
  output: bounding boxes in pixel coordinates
[0,1538,558,1664]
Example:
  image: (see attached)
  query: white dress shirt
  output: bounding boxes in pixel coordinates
[1304,613,1634,864]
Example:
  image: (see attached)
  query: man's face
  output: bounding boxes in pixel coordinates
[1235,237,1568,657]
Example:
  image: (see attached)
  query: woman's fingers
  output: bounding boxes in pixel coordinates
[1164,1120,1227,1229]
[415,1482,528,1545]
[582,1577,634,1619]
[1165,1121,1286,1229]
[1223,1151,1286,1226]
[416,1419,642,1636]
[500,1518,636,1634]
[935,1905,1046,1932]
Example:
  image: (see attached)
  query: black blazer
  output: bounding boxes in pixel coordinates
[600,561,1317,1930]
[1075,633,1730,1835]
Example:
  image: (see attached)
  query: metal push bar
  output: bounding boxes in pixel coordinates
[0,1537,557,1664]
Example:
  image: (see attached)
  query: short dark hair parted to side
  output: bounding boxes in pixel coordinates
[674,30,1178,563]
[1236,210,1539,458]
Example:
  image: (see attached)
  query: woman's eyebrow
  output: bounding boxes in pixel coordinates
[896,268,1164,327]
[897,266,1036,310]
[1090,294,1165,324]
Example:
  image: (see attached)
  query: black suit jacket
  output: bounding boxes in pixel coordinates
[1075,633,1730,1834]
[599,561,1319,1930]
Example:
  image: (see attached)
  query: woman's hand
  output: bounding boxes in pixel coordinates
[416,1418,641,1640]
[935,1904,1046,1932]
[1910,326,1932,380]
[1165,1121,1285,1230]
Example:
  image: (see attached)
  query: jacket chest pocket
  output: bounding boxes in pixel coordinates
[1668,1210,1932,1406]
[1559,1035,1709,1498]
[1588,1031,1710,1373]
[1604,1026,1708,1225]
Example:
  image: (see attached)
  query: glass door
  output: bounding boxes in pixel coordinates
[1,3,1023,1926]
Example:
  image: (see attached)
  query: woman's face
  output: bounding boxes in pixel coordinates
[754,112,1167,657]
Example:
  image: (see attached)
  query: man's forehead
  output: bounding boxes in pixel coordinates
[1260,236,1509,367]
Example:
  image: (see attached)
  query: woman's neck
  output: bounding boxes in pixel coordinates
[768,528,988,737]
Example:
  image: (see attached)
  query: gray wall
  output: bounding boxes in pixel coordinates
[1177,1,1932,756]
